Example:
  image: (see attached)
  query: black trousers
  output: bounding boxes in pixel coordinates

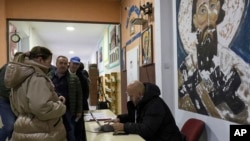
[75,116,87,141]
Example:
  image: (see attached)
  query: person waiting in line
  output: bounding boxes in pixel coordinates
[75,61,90,110]
[48,55,83,141]
[79,62,90,83]
[4,46,67,141]
[68,56,88,141]
[0,52,23,141]
[108,80,183,141]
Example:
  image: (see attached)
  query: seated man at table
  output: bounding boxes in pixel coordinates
[109,80,183,141]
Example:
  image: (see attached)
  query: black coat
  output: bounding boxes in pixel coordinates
[76,70,89,110]
[118,83,182,141]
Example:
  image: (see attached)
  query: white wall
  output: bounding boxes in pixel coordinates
[29,28,47,50]
[155,0,233,141]
[10,21,47,50]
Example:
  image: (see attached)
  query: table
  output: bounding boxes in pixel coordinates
[84,109,145,141]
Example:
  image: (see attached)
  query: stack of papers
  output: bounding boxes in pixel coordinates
[84,112,113,121]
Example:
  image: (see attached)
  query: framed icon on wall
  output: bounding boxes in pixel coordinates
[141,25,152,66]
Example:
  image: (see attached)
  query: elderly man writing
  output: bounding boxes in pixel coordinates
[108,80,183,141]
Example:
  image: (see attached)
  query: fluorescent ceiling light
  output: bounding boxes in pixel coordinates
[69,50,74,54]
[66,26,75,31]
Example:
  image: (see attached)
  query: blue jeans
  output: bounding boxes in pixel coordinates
[0,98,16,141]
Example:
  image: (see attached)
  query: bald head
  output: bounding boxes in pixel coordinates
[127,80,144,94]
[126,80,145,105]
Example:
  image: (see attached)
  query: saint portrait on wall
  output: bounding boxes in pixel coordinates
[141,25,152,66]
[177,0,250,124]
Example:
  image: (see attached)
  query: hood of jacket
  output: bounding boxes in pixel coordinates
[4,57,49,88]
[137,82,161,108]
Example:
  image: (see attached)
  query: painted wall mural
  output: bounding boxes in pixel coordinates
[177,0,250,124]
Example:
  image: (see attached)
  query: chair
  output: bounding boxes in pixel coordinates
[181,118,206,141]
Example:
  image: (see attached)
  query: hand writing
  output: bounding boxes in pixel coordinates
[105,118,120,124]
[112,122,124,131]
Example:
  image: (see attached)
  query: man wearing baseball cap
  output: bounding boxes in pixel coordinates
[69,56,89,141]
[70,56,81,63]
[69,57,81,73]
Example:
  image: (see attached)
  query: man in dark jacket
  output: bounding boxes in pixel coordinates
[48,55,83,141]
[75,61,90,110]
[110,80,182,141]
[68,56,88,141]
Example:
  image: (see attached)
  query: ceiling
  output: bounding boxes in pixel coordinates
[9,20,112,64]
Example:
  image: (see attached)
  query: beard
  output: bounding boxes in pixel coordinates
[196,26,218,71]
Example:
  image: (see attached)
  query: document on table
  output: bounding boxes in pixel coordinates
[84,112,113,121]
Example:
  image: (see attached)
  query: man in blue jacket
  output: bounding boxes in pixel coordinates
[110,80,183,141]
